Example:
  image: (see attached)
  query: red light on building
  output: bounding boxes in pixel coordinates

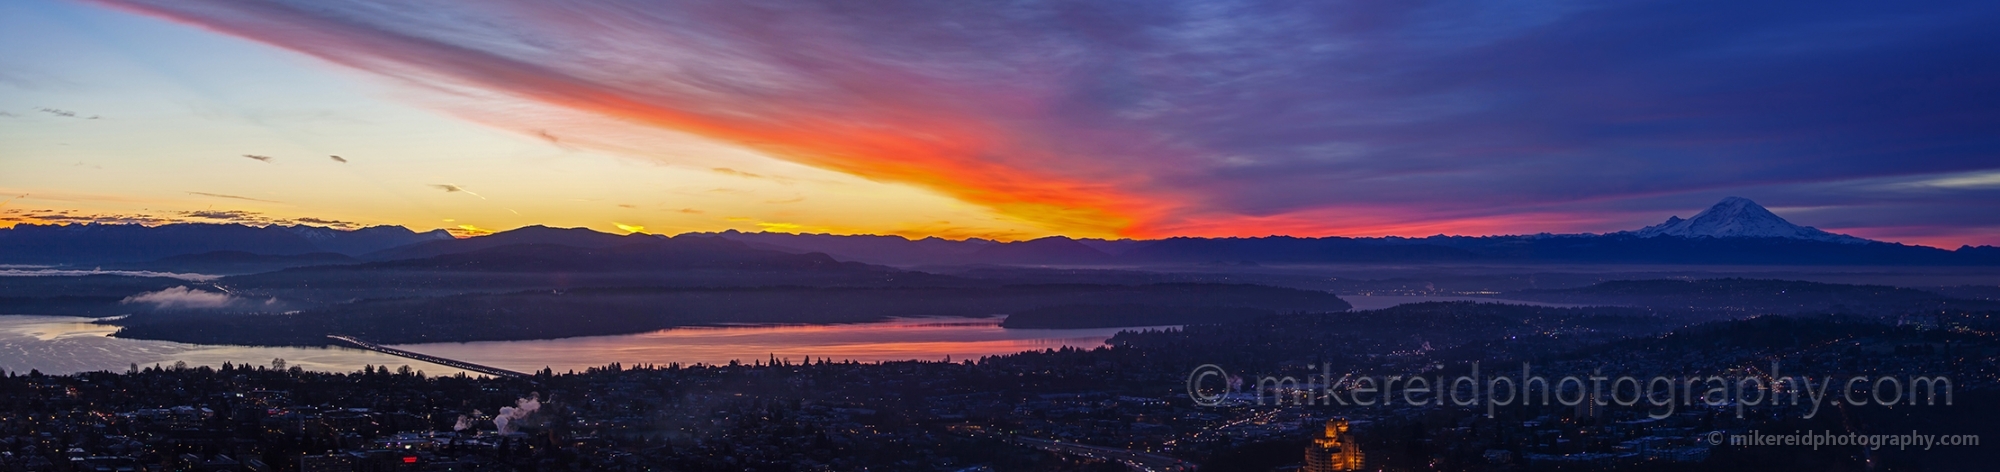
[402,456,418,464]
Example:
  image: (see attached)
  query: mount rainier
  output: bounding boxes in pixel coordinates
[1629,197,1871,244]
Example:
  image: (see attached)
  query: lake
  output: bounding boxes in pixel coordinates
[0,315,1164,376]
[0,294,1549,376]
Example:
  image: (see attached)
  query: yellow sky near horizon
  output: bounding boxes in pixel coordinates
[0,0,1061,241]
[8,0,1998,249]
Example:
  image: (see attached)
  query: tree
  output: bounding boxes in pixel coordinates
[272,358,287,370]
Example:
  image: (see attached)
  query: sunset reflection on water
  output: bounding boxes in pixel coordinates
[0,315,1165,376]
[395,317,1164,373]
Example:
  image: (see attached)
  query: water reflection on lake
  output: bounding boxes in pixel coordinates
[397,317,1159,374]
[0,295,1563,376]
[0,315,1158,376]
[0,315,471,376]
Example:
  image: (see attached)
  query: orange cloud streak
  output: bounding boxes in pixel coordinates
[93,1,1571,242]
[537,89,1163,236]
[92,0,1175,238]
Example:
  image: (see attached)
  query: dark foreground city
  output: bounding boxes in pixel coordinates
[3,301,1994,471]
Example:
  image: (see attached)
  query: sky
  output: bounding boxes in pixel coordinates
[2,0,1997,247]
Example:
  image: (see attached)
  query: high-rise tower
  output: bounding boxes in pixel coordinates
[1305,417,1364,471]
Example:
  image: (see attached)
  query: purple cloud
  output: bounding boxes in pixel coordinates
[93,0,2000,245]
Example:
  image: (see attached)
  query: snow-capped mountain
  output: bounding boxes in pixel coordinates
[1631,197,1872,244]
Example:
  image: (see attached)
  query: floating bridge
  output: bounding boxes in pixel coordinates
[326,335,531,378]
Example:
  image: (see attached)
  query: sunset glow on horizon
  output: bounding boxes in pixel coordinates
[5,0,1999,247]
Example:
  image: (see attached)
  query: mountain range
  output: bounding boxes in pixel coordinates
[2,198,1994,269]
[705,198,1993,266]
[5,197,1995,345]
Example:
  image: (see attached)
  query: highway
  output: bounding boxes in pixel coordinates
[1011,436,1195,472]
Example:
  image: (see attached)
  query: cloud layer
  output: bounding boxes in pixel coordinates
[121,286,236,309]
[93,0,2000,243]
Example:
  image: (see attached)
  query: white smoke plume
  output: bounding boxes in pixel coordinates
[493,393,541,434]
[121,286,235,309]
[452,411,478,432]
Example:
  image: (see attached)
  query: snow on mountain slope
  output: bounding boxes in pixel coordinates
[1631,197,1872,244]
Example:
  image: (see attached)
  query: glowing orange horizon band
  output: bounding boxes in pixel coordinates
[92,0,1190,238]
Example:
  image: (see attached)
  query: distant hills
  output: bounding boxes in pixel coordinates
[2,197,1994,269]
[358,225,640,261]
[705,198,1995,266]
[347,238,871,273]
[709,233,1998,268]
[113,251,359,275]
[1493,278,2000,314]
[10,197,1996,347]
